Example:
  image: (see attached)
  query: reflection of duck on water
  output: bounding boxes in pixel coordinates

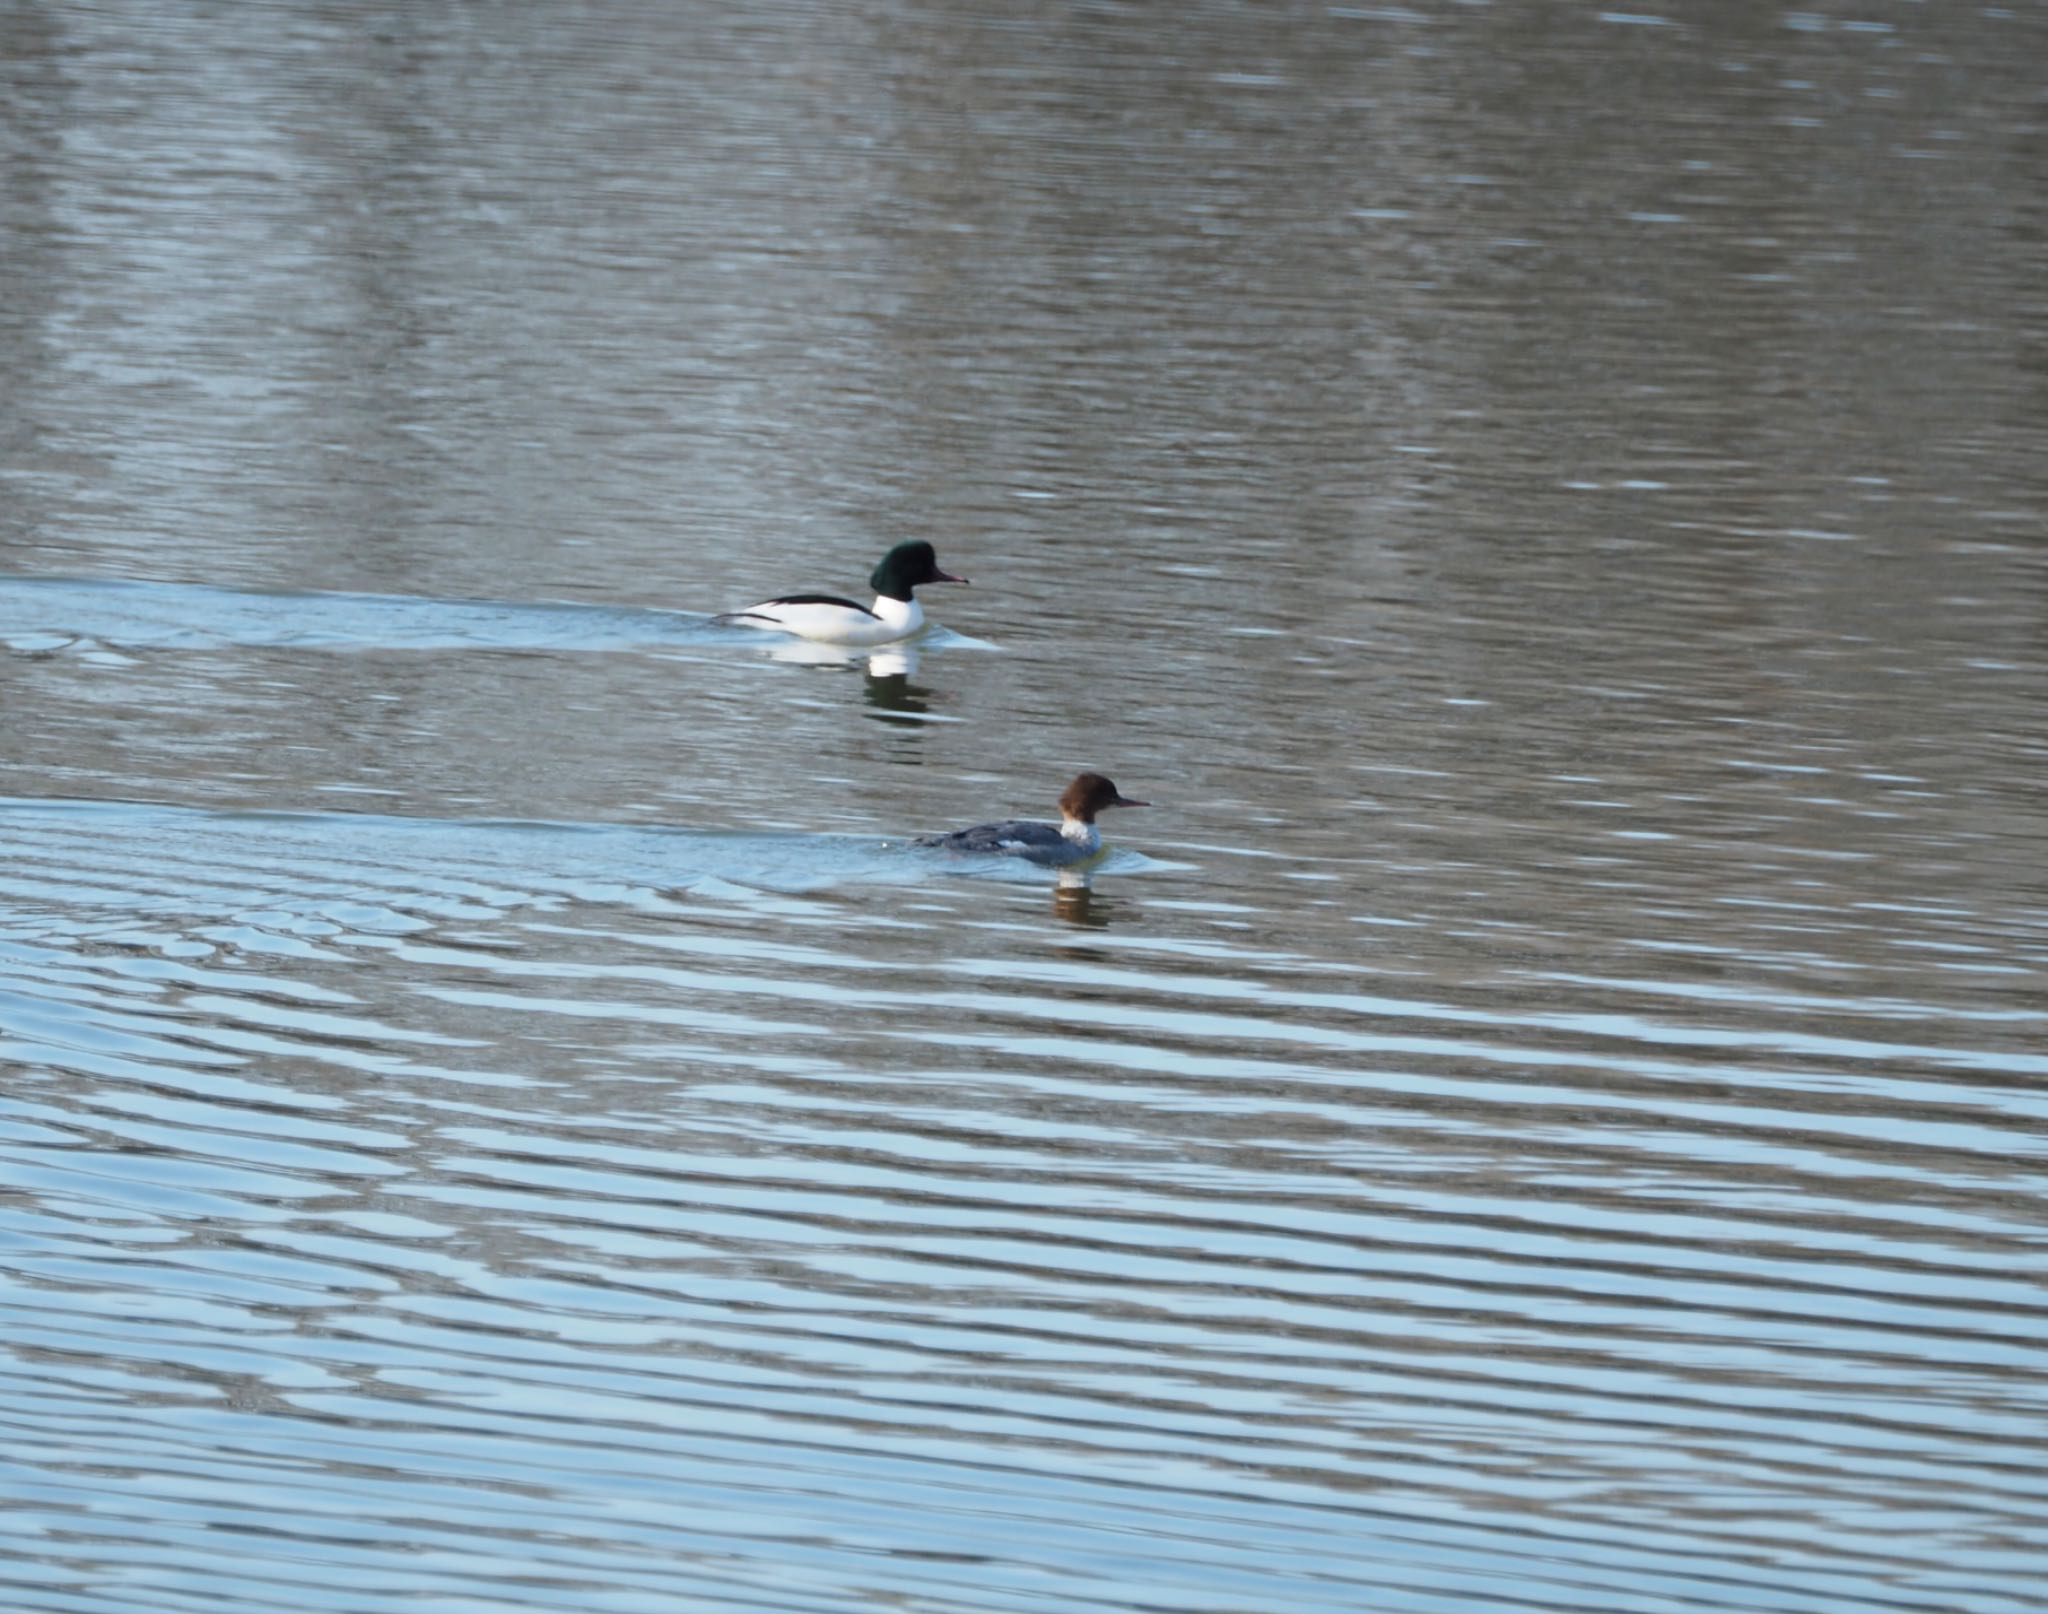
[861,651,933,720]
[748,637,935,718]
[1051,873,1119,929]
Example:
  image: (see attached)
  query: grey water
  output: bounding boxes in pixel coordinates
[3,3,2046,1611]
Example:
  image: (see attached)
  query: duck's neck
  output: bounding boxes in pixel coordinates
[871,594,923,633]
[1059,817,1101,855]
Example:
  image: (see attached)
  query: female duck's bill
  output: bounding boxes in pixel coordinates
[714,541,969,646]
[914,772,1151,868]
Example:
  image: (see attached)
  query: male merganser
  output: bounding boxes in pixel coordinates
[916,773,1151,867]
[714,541,968,646]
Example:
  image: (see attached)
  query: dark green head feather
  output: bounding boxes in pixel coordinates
[870,541,966,600]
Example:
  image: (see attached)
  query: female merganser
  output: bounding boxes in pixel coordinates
[916,773,1150,867]
[714,541,968,646]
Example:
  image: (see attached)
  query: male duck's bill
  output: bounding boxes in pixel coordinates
[914,773,1151,868]
[714,540,968,646]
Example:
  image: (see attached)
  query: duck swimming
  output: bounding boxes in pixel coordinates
[714,541,968,646]
[916,773,1151,867]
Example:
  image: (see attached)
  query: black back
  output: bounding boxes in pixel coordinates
[755,593,876,616]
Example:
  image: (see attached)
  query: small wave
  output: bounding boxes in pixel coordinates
[0,575,1000,661]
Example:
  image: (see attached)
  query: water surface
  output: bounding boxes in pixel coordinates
[3,3,2046,1612]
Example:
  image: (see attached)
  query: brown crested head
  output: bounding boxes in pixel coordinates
[1058,772,1151,823]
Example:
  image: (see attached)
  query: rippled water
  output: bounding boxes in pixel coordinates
[4,3,2047,1611]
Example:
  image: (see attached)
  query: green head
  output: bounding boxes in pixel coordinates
[870,541,969,601]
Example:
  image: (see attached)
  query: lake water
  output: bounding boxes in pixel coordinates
[3,3,2046,1611]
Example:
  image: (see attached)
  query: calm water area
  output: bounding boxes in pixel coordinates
[3,3,2047,1611]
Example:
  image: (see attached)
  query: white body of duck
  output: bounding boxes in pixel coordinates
[916,773,1151,868]
[715,541,968,646]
